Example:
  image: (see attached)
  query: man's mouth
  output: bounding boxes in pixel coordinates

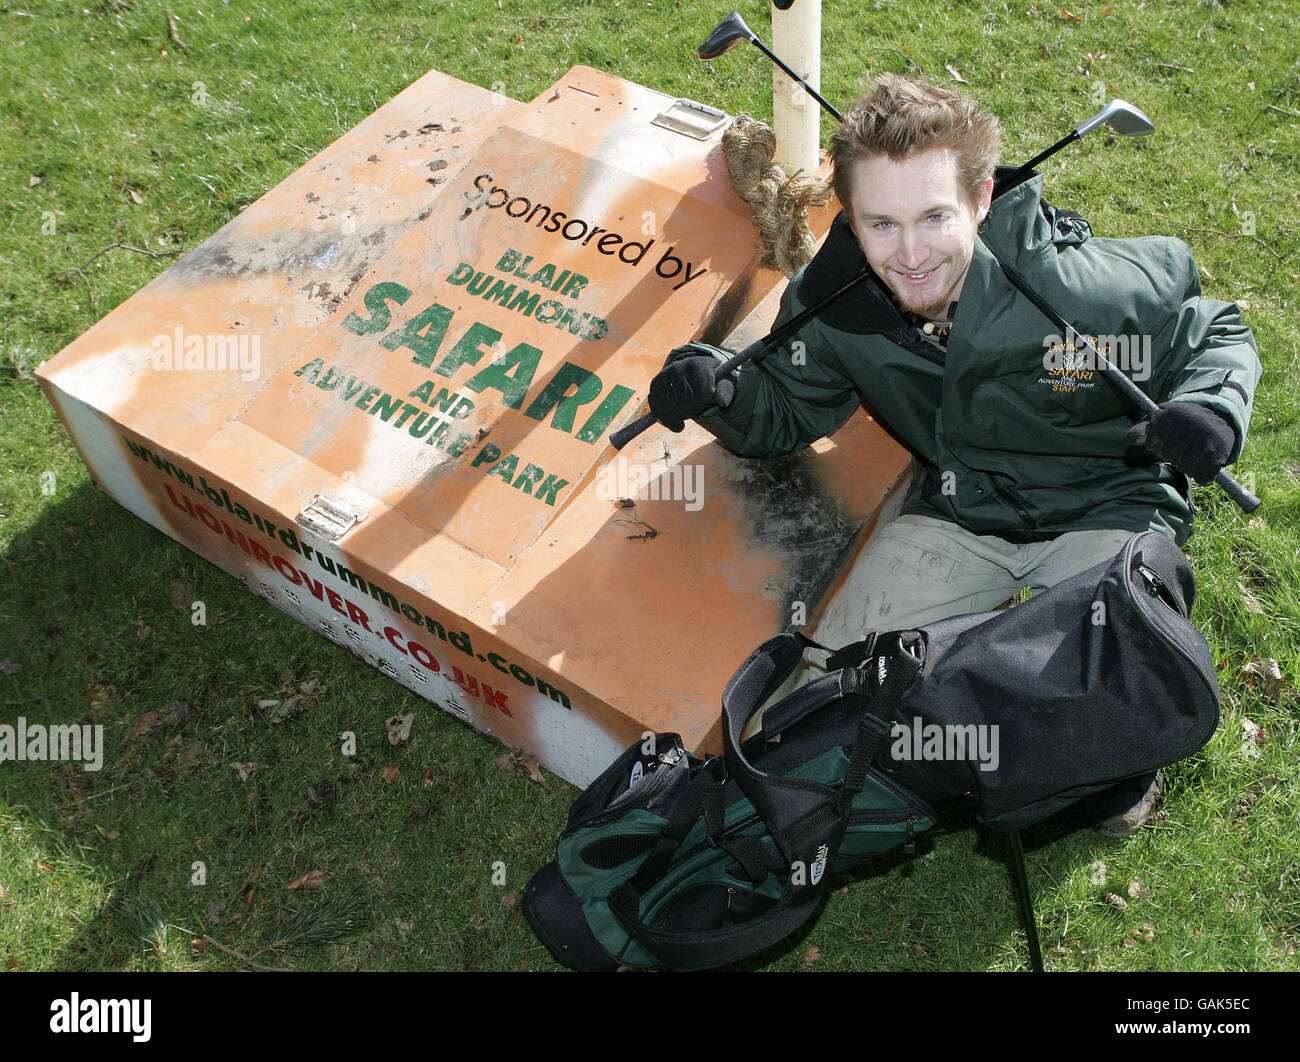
[896,267,938,283]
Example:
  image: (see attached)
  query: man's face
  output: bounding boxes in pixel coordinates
[845,147,993,322]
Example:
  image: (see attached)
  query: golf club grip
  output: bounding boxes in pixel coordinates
[609,411,658,450]
[1213,468,1261,513]
[608,338,769,451]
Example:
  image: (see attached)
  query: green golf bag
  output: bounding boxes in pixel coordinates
[524,532,1220,971]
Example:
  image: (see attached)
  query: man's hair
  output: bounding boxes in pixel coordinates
[830,73,1001,213]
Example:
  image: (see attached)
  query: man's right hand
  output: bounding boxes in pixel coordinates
[648,350,737,432]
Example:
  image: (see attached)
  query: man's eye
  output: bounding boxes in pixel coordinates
[928,213,946,223]
[874,221,894,231]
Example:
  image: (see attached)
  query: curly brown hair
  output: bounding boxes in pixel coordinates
[830,73,1001,214]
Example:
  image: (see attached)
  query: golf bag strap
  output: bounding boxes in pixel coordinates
[624,767,726,895]
[843,645,921,797]
[758,667,867,743]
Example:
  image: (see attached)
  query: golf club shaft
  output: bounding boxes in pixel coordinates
[751,37,842,122]
[996,129,1081,192]
[993,254,1260,513]
[609,269,872,449]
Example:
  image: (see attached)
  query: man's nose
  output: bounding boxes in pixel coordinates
[897,228,928,269]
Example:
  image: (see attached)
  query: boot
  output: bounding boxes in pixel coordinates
[1086,769,1162,838]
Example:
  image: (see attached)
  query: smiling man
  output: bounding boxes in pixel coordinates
[647,74,1260,836]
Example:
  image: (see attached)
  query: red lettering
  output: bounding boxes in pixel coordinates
[452,666,479,698]
[482,683,512,717]
[299,571,326,601]
[407,640,439,671]
[345,599,373,633]
[324,588,348,616]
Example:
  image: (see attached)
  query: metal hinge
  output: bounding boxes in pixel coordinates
[652,98,730,139]
[296,493,366,541]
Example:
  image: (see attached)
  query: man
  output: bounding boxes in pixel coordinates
[647,74,1261,835]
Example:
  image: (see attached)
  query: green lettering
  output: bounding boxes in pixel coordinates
[484,278,517,306]
[536,473,570,506]
[576,384,637,443]
[507,289,540,317]
[522,363,603,433]
[487,454,518,484]
[433,321,502,378]
[512,463,546,495]
[379,301,455,368]
[342,281,411,336]
[294,358,324,383]
[463,343,542,409]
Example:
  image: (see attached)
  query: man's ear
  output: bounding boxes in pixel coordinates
[974,175,994,226]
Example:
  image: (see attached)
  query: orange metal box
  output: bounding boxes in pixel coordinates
[37,65,911,787]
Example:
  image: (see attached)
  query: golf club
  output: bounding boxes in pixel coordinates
[995,98,1154,193]
[699,10,842,121]
[609,267,873,449]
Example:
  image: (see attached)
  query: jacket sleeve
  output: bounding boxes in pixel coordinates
[674,279,862,458]
[1149,238,1261,463]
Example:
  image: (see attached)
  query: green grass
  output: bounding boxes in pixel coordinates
[1,0,1297,971]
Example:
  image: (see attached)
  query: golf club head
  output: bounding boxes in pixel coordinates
[699,10,757,60]
[1076,98,1155,138]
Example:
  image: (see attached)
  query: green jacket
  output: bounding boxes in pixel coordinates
[687,175,1260,544]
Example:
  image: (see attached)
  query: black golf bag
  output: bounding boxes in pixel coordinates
[524,531,1221,971]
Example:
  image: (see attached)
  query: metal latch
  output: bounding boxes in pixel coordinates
[651,98,730,139]
[296,493,366,541]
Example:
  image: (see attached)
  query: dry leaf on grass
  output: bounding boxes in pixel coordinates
[1242,657,1289,704]
[803,945,822,964]
[286,869,325,891]
[495,748,547,788]
[945,64,966,83]
[381,765,400,784]
[502,890,521,911]
[170,579,191,609]
[386,712,415,746]
[1101,891,1128,911]
[1240,718,1263,759]
[230,762,257,782]
[306,781,336,807]
[1127,878,1142,900]
[0,661,20,675]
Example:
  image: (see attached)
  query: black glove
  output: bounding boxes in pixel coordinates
[1125,401,1237,485]
[648,349,737,432]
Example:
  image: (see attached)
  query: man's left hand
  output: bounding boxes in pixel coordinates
[1125,402,1237,485]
